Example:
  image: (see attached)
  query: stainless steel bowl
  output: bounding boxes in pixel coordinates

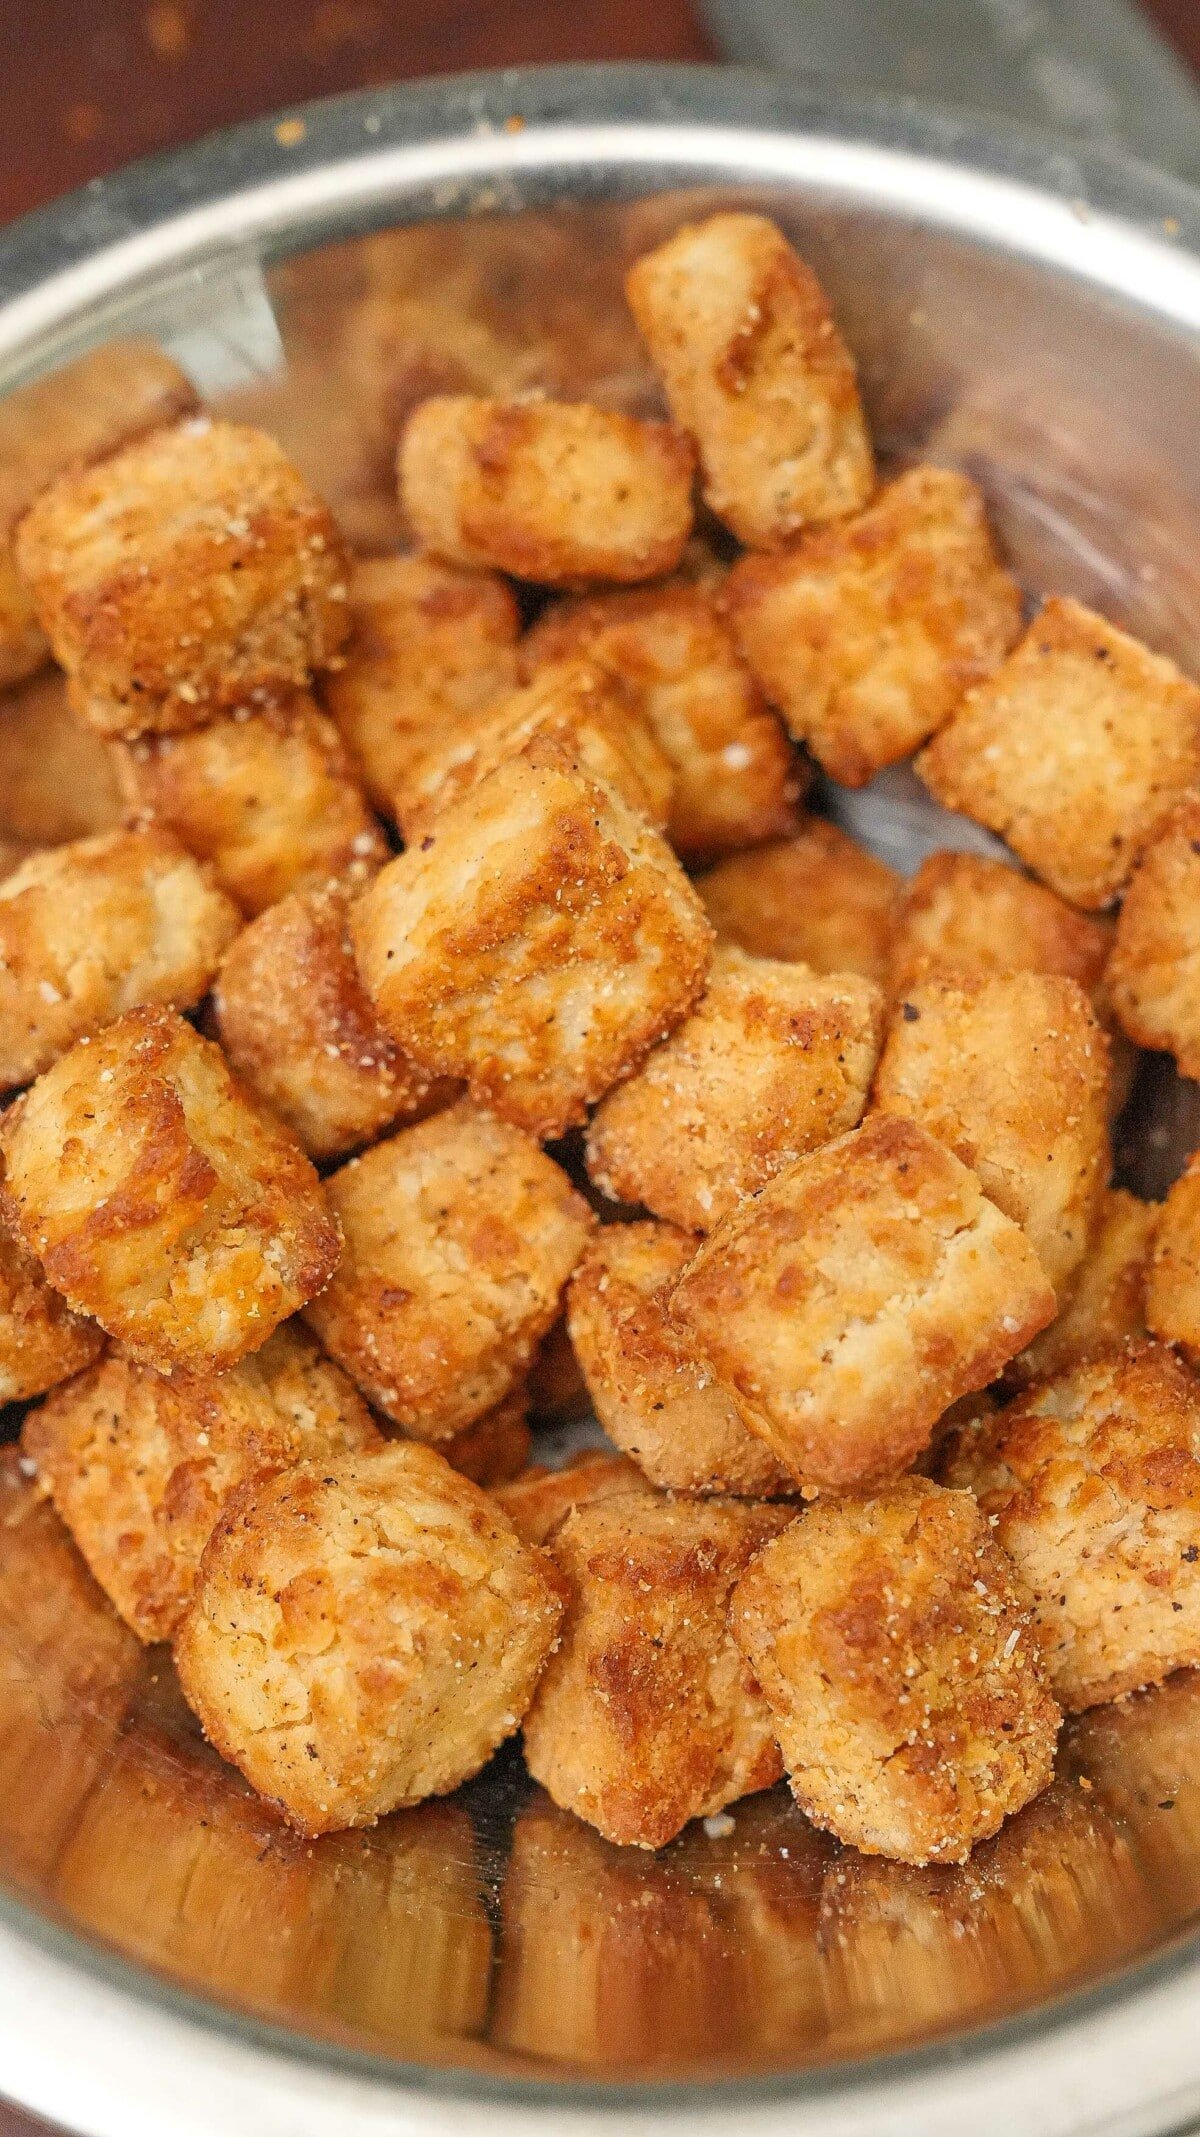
[5,61,1200,2137]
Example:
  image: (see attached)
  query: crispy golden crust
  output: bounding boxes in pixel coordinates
[566,1222,792,1495]
[731,1479,1060,1864]
[587,945,884,1231]
[1107,796,1200,1074]
[522,581,804,864]
[440,1387,533,1488]
[0,1207,103,1403]
[917,599,1200,909]
[1012,1189,1156,1386]
[302,1099,594,1437]
[492,1450,652,1547]
[872,972,1111,1295]
[16,419,350,738]
[697,819,899,984]
[669,1115,1056,1492]
[523,1494,792,1848]
[174,1442,565,1834]
[889,851,1114,1002]
[350,735,715,1140]
[0,828,242,1090]
[1146,1153,1200,1360]
[0,1007,340,1372]
[0,667,123,845]
[625,212,873,547]
[726,468,1021,786]
[942,1341,1200,1711]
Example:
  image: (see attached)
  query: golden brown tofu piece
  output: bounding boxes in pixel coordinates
[492,1449,652,1547]
[872,972,1111,1295]
[399,394,695,586]
[697,818,900,985]
[670,1115,1056,1491]
[302,1099,594,1438]
[587,946,884,1231]
[350,736,714,1140]
[1107,797,1200,1075]
[16,419,350,738]
[322,552,520,817]
[0,1206,102,1403]
[174,1443,565,1835]
[1013,1189,1156,1386]
[625,212,873,547]
[0,1007,340,1372]
[888,851,1114,1001]
[917,599,1200,909]
[566,1222,792,1495]
[522,581,803,864]
[1146,1152,1200,1360]
[523,1494,792,1848]
[23,1328,380,1644]
[731,1479,1060,1864]
[439,1387,533,1488]
[942,1341,1200,1711]
[0,668,123,845]
[0,828,242,1091]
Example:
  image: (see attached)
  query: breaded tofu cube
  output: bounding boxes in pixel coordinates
[586,946,884,1231]
[730,1478,1060,1864]
[302,1100,594,1437]
[888,851,1114,1001]
[211,883,452,1162]
[625,212,874,547]
[322,551,520,817]
[697,818,900,985]
[727,468,1022,786]
[16,419,350,737]
[942,1341,1200,1710]
[398,394,695,586]
[917,599,1200,909]
[1146,1152,1200,1360]
[0,668,123,845]
[492,1449,652,1547]
[670,1115,1056,1491]
[0,1008,340,1371]
[439,1388,533,1488]
[0,828,242,1091]
[174,1442,565,1834]
[350,735,714,1139]
[1107,797,1200,1074]
[872,972,1111,1294]
[114,690,387,916]
[523,1494,792,1848]
[22,1328,380,1643]
[0,1207,103,1403]
[566,1221,792,1495]
[1012,1188,1155,1386]
[522,580,804,863]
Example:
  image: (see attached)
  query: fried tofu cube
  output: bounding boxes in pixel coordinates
[586,946,883,1231]
[0,828,242,1091]
[1012,1188,1155,1386]
[350,736,714,1139]
[302,1099,594,1437]
[0,1208,102,1403]
[16,419,350,738]
[492,1449,652,1547]
[1107,796,1200,1075]
[522,580,804,864]
[322,552,520,817]
[888,851,1114,1001]
[697,819,900,984]
[625,212,873,547]
[942,1341,1200,1711]
[439,1388,533,1488]
[1146,1152,1200,1359]
[22,1328,381,1643]
[566,1221,792,1495]
[730,1478,1060,1864]
[174,1442,565,1834]
[0,668,123,846]
[0,1008,340,1371]
[670,1115,1056,1491]
[398,394,695,586]
[523,1494,792,1848]
[917,599,1200,909]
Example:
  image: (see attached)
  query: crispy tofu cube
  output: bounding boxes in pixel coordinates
[872,972,1111,1293]
[322,552,520,817]
[625,212,873,548]
[0,1007,340,1371]
[350,736,714,1139]
[492,1449,652,1547]
[697,819,900,984]
[888,851,1114,1001]
[523,1494,792,1848]
[439,1388,533,1488]
[1146,1152,1200,1359]
[730,1479,1060,1864]
[0,1208,102,1403]
[522,581,804,863]
[302,1099,594,1437]
[398,394,695,586]
[917,599,1200,909]
[1012,1188,1155,1386]
[587,945,883,1231]
[942,1341,1200,1711]
[670,1115,1056,1491]
[1107,797,1200,1074]
[174,1442,565,1834]
[16,419,350,738]
[22,1327,380,1643]
[566,1221,792,1495]
[0,668,123,846]
[0,828,242,1091]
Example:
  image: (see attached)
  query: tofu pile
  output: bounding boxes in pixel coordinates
[2,215,1200,1870]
